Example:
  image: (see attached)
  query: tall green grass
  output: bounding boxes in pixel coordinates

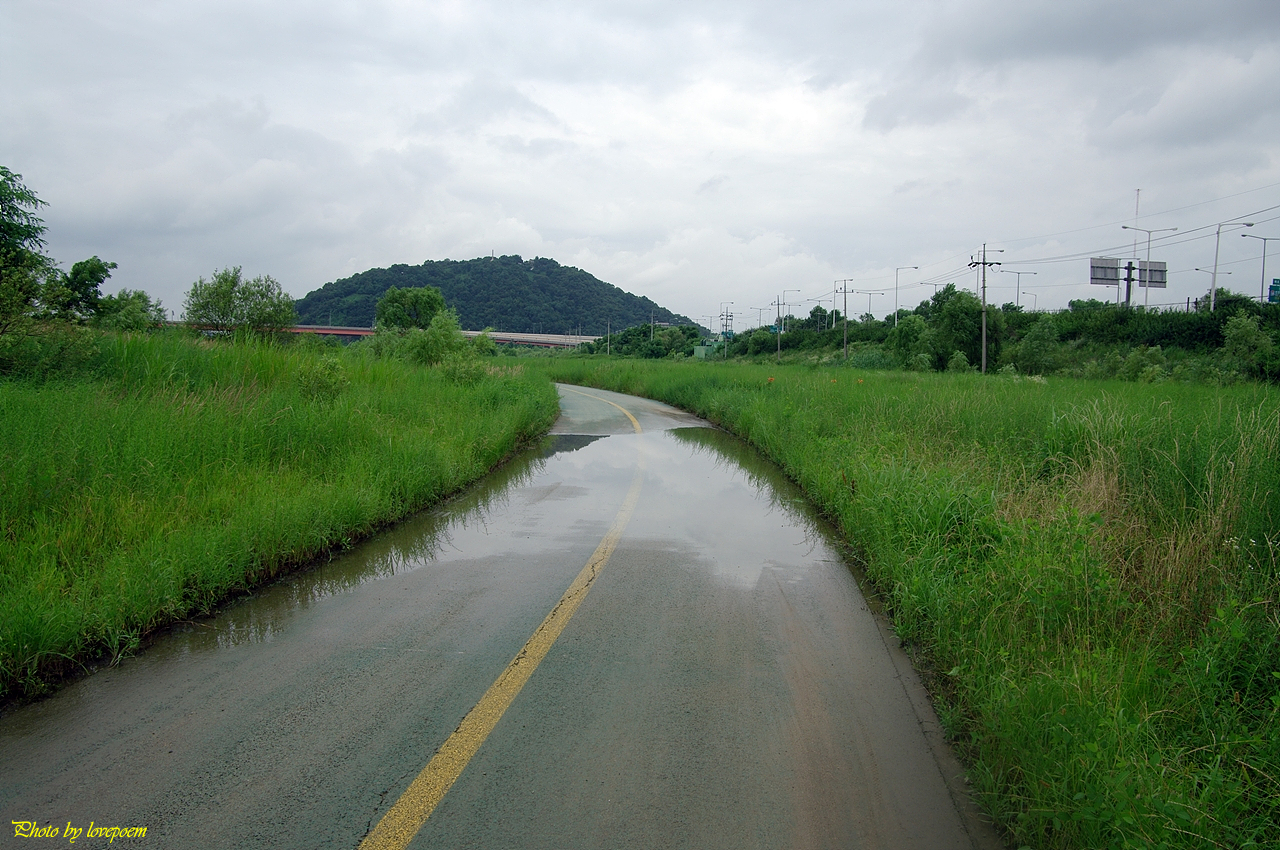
[536,358,1279,850]
[0,333,557,699]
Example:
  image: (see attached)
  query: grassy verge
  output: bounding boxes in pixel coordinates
[535,358,1279,850]
[0,333,557,700]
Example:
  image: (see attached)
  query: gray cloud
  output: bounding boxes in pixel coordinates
[863,80,972,131]
[3,0,1279,320]
[915,0,1280,67]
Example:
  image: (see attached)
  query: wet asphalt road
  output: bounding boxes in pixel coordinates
[1,386,1002,849]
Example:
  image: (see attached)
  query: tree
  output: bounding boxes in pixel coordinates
[373,281,445,327]
[63,256,117,318]
[1013,316,1061,375]
[95,289,167,331]
[0,166,55,338]
[1222,310,1274,377]
[746,327,774,355]
[183,267,296,335]
[375,285,446,330]
[885,314,929,365]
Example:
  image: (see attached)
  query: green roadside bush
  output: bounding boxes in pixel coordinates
[0,332,556,700]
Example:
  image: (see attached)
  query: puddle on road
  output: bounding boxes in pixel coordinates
[148,432,618,655]
[4,415,852,718]
[122,423,846,662]
[634,427,839,587]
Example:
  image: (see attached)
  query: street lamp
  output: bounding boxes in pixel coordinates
[1195,268,1231,310]
[1002,270,1037,308]
[1242,233,1279,303]
[1022,291,1037,311]
[853,290,882,318]
[807,294,834,329]
[894,266,918,327]
[1122,224,1177,309]
[1210,221,1254,311]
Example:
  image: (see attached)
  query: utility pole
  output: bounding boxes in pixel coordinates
[835,279,855,360]
[1001,270,1036,308]
[719,301,735,336]
[894,266,918,327]
[607,318,611,355]
[719,301,734,359]
[774,289,800,363]
[969,244,1002,374]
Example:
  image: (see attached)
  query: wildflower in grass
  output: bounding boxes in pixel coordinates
[768,377,774,383]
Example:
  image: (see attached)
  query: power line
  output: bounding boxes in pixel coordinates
[993,181,1280,246]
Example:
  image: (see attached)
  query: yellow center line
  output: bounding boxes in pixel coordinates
[359,388,643,850]
[559,384,642,432]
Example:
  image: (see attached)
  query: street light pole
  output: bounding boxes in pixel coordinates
[1122,224,1177,310]
[1001,270,1037,308]
[1022,291,1037,311]
[1242,233,1279,303]
[1195,268,1231,310]
[852,290,882,318]
[1211,221,1254,311]
[894,266,918,327]
[779,289,799,333]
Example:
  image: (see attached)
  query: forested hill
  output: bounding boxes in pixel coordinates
[294,255,695,334]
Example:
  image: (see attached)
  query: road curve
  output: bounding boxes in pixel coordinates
[0,385,1002,849]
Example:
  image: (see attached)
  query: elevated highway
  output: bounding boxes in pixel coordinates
[287,324,599,348]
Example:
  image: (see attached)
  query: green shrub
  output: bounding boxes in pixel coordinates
[0,334,557,699]
[946,349,972,373]
[296,354,348,403]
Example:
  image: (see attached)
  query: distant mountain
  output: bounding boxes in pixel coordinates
[294,255,696,334]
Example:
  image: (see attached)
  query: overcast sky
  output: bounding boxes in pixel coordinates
[5,0,1280,327]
